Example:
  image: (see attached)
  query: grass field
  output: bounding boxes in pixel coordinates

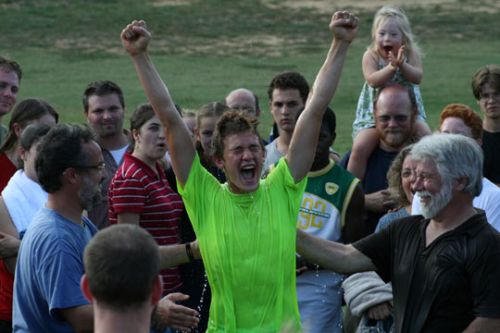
[1,0,499,153]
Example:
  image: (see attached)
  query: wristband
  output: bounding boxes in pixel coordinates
[185,242,195,262]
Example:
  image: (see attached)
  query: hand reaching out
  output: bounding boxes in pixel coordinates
[121,20,151,56]
[152,292,200,332]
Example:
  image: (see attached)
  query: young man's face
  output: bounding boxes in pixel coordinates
[216,130,265,194]
[0,69,20,117]
[477,82,500,121]
[85,94,125,139]
[311,122,335,170]
[270,89,304,135]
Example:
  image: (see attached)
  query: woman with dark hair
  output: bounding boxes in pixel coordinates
[0,98,58,191]
[108,104,184,296]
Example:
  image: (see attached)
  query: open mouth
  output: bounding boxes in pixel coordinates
[240,165,256,182]
[383,45,393,53]
[417,192,431,205]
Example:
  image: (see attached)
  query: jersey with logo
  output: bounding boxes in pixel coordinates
[297,159,359,242]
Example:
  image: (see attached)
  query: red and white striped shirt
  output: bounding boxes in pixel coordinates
[109,153,183,294]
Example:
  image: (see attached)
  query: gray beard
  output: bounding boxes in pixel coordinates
[79,179,102,212]
[417,180,453,219]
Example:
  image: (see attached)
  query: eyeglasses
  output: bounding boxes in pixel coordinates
[75,162,106,172]
[376,115,409,124]
[479,93,500,102]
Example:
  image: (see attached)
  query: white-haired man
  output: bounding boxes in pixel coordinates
[298,133,500,332]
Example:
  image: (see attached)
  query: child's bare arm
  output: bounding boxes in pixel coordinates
[348,128,380,180]
[363,50,397,88]
[398,49,423,84]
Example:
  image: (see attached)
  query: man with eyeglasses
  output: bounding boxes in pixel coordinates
[225,88,261,118]
[13,124,200,332]
[13,124,104,333]
[341,84,418,233]
[472,64,500,186]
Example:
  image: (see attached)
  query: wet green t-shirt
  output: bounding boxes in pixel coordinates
[179,154,306,332]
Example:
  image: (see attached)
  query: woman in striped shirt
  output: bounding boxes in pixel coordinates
[108,104,184,295]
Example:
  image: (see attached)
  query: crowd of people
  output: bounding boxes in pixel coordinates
[0,5,500,333]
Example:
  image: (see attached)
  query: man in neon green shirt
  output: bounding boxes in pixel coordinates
[121,11,358,332]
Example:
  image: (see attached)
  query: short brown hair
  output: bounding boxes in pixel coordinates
[84,224,160,310]
[212,110,264,160]
[439,103,483,140]
[83,80,124,113]
[471,64,500,100]
[0,56,22,81]
[196,101,229,130]
[267,71,309,104]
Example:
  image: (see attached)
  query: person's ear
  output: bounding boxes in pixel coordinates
[63,167,80,185]
[194,128,201,142]
[331,132,337,144]
[132,128,140,143]
[12,122,23,139]
[80,275,94,303]
[454,176,468,191]
[19,146,28,162]
[151,275,163,305]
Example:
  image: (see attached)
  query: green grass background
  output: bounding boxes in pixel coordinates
[1,0,499,154]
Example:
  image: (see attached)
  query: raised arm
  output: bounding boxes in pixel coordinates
[121,20,195,186]
[287,11,358,182]
[296,230,374,274]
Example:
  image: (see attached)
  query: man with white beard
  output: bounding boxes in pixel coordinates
[412,103,500,230]
[297,133,500,333]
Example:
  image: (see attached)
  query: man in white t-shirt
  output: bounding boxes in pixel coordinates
[83,80,130,229]
[412,103,500,230]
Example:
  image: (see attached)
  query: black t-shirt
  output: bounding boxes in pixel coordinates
[353,213,500,333]
[482,130,500,184]
[341,147,398,233]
